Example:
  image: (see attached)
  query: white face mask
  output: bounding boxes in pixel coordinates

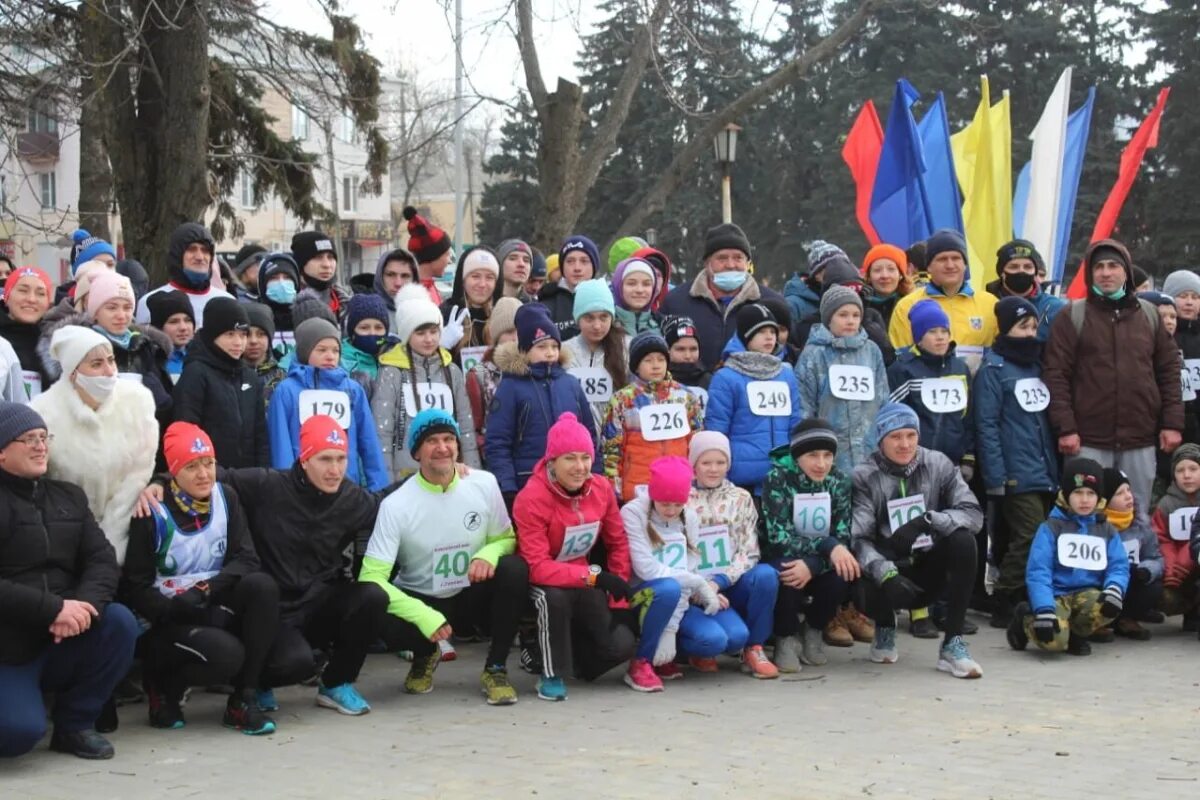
[74,373,118,404]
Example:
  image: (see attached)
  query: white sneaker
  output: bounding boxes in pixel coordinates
[799,627,827,666]
[936,635,983,679]
[870,627,899,664]
[773,635,802,673]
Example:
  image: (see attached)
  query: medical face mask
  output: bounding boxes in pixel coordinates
[712,270,748,292]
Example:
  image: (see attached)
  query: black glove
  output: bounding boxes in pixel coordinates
[1099,585,1123,617]
[890,513,932,553]
[881,572,922,610]
[1134,566,1152,585]
[170,587,209,624]
[594,571,631,601]
[1032,610,1060,644]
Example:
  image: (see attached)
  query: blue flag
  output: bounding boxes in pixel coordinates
[916,92,965,235]
[869,80,933,247]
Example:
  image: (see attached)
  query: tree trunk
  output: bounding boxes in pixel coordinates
[76,94,112,241]
[530,79,584,252]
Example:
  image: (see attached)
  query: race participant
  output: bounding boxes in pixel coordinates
[291,231,351,324]
[526,249,548,299]
[466,297,521,454]
[0,266,54,396]
[861,243,913,328]
[255,253,301,354]
[661,315,712,406]
[401,206,453,305]
[1103,468,1164,640]
[372,248,418,311]
[492,239,535,303]
[612,257,662,336]
[1150,444,1200,630]
[439,247,500,359]
[563,278,629,430]
[538,235,603,339]
[145,289,195,383]
[242,302,286,405]
[985,239,1065,342]
[136,222,233,328]
[339,293,392,399]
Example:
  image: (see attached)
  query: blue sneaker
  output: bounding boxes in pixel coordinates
[937,635,983,679]
[316,682,371,715]
[255,689,278,712]
[870,626,898,664]
[536,675,567,702]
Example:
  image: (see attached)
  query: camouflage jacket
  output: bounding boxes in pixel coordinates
[760,444,853,575]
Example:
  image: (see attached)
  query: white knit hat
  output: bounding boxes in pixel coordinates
[393,283,443,344]
[50,325,111,378]
[460,248,499,280]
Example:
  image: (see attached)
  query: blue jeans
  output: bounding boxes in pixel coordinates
[678,606,749,656]
[632,578,682,661]
[0,603,137,757]
[724,564,779,646]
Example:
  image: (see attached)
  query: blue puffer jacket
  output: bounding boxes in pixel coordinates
[886,344,974,465]
[705,338,801,495]
[483,342,601,494]
[267,360,389,491]
[784,274,820,322]
[794,324,888,474]
[1027,506,1130,613]
[972,348,1058,494]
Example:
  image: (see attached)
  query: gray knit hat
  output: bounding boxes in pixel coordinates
[294,317,341,365]
[819,285,863,327]
[0,401,47,450]
[1162,270,1200,299]
[292,288,338,328]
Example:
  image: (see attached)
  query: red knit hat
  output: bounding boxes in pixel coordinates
[299,415,348,462]
[3,266,53,303]
[649,456,693,504]
[544,412,594,461]
[163,422,215,475]
[402,206,451,264]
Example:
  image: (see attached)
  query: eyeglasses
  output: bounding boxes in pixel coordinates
[14,433,53,448]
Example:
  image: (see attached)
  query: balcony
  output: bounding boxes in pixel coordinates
[16,130,60,165]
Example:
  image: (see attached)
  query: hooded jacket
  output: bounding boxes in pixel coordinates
[256,253,301,343]
[1026,506,1130,613]
[783,273,821,322]
[536,279,583,340]
[0,466,120,665]
[761,446,853,577]
[686,478,761,588]
[886,343,974,465]
[611,258,662,335]
[850,447,983,584]
[795,304,895,366]
[973,345,1058,494]
[601,374,702,502]
[172,336,269,468]
[1150,482,1200,587]
[1043,239,1184,449]
[373,248,416,311]
[483,342,600,493]
[1108,505,1163,584]
[795,324,889,474]
[136,223,233,326]
[659,270,784,370]
[267,360,389,491]
[371,344,480,479]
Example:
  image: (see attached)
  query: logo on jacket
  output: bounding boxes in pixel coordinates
[969,316,982,330]
[464,511,482,531]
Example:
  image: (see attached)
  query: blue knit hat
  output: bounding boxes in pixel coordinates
[70,229,117,274]
[909,299,951,344]
[559,235,601,278]
[572,278,615,321]
[407,408,461,454]
[515,303,561,352]
[344,292,391,338]
[874,402,920,444]
[924,229,968,266]
[0,401,47,450]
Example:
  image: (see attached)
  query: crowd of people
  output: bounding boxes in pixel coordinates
[2,207,1199,763]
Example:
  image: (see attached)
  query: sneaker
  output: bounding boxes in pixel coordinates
[255,689,279,712]
[438,639,457,662]
[1006,602,1030,651]
[936,635,983,679]
[1088,627,1115,643]
[1114,617,1152,641]
[687,657,718,673]
[800,627,827,666]
[316,682,371,715]
[656,661,686,680]
[49,728,114,760]
[146,686,185,730]
[773,635,802,673]
[536,675,567,701]
[822,614,854,647]
[909,614,939,639]
[740,645,779,679]
[1066,633,1092,656]
[480,666,518,706]
[405,650,440,694]
[223,692,276,735]
[869,627,899,664]
[843,607,875,643]
[623,658,664,693]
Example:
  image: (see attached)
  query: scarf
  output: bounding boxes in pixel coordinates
[724,351,783,380]
[171,479,211,518]
[94,324,134,350]
[1104,507,1134,531]
[990,335,1043,367]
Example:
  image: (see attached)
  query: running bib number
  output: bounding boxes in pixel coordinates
[1056,533,1107,570]
[1168,507,1197,542]
[792,492,831,538]
[1183,367,1197,402]
[920,378,967,413]
[431,543,472,593]
[695,525,732,577]
[1123,539,1140,565]
[460,345,488,374]
[21,370,41,400]
[299,389,352,428]
[557,521,600,562]
[887,494,926,536]
[569,367,612,404]
[686,386,709,416]
[402,382,453,417]
[1186,359,1200,393]
[638,405,687,441]
[747,381,791,416]
[829,365,874,401]
[654,542,687,569]
[1014,378,1050,412]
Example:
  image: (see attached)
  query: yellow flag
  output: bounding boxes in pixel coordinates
[951,77,1012,295]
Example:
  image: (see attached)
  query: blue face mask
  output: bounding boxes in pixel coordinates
[266,281,297,305]
[351,334,383,356]
[712,270,748,292]
[181,267,210,286]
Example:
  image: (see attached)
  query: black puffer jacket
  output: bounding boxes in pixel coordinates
[0,305,51,389]
[0,467,120,665]
[172,337,269,468]
[535,282,580,339]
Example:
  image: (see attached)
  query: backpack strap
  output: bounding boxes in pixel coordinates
[1068,298,1158,336]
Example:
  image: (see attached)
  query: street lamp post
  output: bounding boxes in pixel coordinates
[713,123,741,224]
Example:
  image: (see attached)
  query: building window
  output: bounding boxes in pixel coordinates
[342,175,358,212]
[240,170,254,209]
[27,110,58,134]
[292,104,309,140]
[39,172,56,209]
[340,111,355,142]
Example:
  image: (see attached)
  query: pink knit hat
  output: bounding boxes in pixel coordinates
[545,412,594,460]
[86,271,135,316]
[650,456,693,504]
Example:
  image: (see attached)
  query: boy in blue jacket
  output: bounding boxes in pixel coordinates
[267,317,389,491]
[1008,458,1130,656]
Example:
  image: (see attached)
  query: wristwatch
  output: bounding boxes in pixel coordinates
[586,564,602,587]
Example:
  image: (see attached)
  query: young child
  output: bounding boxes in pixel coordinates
[243,302,286,405]
[705,303,801,495]
[794,285,888,474]
[563,278,628,430]
[466,296,520,455]
[1008,458,1130,656]
[761,296,800,365]
[484,303,597,504]
[372,284,480,480]
[887,300,975,480]
[762,419,868,671]
[146,289,194,383]
[621,456,737,689]
[685,432,780,677]
[662,315,710,390]
[1150,443,1200,630]
[973,297,1059,627]
[340,293,392,399]
[1103,468,1164,640]
[611,257,661,335]
[172,298,268,468]
[267,316,389,490]
[1141,289,1184,505]
[602,331,701,503]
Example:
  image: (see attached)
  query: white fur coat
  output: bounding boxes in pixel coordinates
[30,376,158,564]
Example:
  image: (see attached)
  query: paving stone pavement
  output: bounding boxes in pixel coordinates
[3,613,1199,799]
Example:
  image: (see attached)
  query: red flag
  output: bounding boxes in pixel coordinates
[1065,88,1170,299]
[842,101,884,247]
